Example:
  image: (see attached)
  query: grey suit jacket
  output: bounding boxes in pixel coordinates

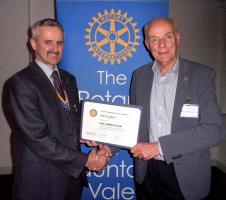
[130,58,225,200]
[2,62,88,200]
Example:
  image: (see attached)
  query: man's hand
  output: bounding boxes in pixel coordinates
[81,140,112,162]
[85,150,107,171]
[80,140,98,147]
[130,142,160,160]
[97,145,111,162]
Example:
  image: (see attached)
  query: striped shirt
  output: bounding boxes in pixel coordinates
[150,59,179,159]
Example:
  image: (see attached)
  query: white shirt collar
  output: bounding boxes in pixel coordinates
[35,59,59,79]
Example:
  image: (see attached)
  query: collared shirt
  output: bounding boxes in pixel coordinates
[35,59,70,110]
[150,58,179,160]
[35,59,60,86]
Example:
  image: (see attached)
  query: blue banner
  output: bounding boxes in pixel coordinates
[56,1,168,199]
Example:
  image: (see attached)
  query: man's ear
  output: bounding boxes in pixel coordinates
[30,38,37,51]
[145,40,151,51]
[175,32,181,45]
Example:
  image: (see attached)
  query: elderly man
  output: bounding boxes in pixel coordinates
[130,17,225,200]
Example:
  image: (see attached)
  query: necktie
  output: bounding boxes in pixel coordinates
[51,70,65,100]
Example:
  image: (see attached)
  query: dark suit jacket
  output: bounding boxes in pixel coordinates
[2,61,88,200]
[130,58,225,200]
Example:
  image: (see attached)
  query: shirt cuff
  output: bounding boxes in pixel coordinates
[157,141,164,157]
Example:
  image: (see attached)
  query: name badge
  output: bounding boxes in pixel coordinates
[180,104,199,118]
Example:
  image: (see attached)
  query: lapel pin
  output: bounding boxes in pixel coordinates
[186,96,191,104]
[73,104,78,112]
[183,75,189,81]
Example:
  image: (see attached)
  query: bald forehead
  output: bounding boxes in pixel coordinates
[151,18,174,26]
[147,18,176,32]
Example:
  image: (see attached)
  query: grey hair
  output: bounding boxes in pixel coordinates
[30,18,64,39]
[144,17,177,42]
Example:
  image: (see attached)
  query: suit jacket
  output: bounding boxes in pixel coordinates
[2,61,88,200]
[130,58,225,200]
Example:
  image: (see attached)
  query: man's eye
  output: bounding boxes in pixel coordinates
[150,38,159,44]
[56,41,63,46]
[165,34,174,39]
[45,40,53,45]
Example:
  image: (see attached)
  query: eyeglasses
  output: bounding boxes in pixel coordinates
[148,32,176,46]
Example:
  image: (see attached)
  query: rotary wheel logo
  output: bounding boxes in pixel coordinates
[85,9,140,65]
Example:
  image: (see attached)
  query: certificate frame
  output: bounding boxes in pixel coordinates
[80,100,142,149]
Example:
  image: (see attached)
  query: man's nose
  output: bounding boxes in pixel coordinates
[159,38,166,48]
[52,43,59,51]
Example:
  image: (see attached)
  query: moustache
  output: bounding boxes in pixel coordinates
[47,51,60,56]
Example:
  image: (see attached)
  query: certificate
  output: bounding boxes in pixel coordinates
[80,100,142,148]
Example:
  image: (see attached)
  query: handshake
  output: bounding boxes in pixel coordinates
[84,144,111,172]
[83,140,161,172]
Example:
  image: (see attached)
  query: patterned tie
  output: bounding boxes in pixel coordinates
[51,70,65,100]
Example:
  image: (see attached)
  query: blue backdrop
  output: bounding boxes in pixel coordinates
[56,1,168,199]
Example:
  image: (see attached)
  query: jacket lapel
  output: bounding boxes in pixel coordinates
[171,58,190,133]
[143,65,154,134]
[29,62,65,111]
[59,71,74,109]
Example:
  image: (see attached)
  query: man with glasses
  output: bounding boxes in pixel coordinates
[130,17,225,200]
